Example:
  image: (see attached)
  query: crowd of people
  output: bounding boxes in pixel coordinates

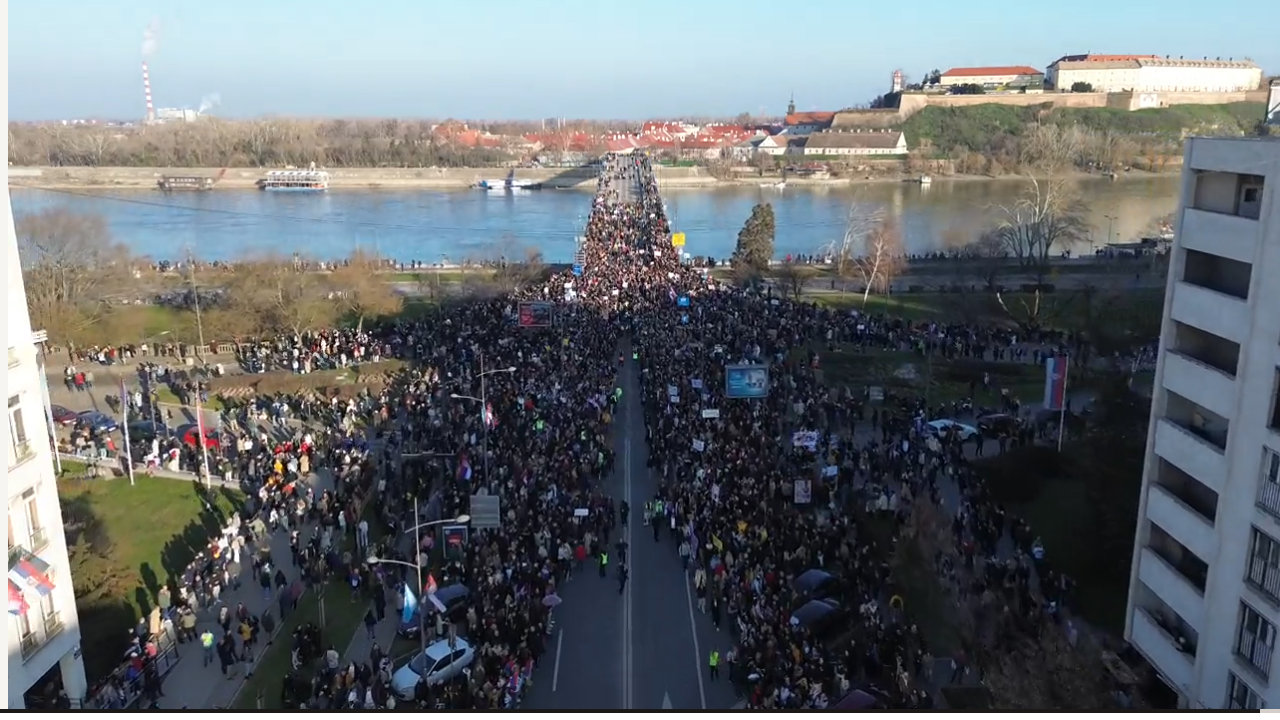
[67,150,1134,711]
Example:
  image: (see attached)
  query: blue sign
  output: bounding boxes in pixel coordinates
[572,264,583,276]
[677,296,690,307]
[725,365,770,399]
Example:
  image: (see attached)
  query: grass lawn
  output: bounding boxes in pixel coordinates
[153,386,226,412]
[384,271,484,283]
[807,288,1165,329]
[60,475,244,682]
[209,359,408,398]
[808,346,1045,409]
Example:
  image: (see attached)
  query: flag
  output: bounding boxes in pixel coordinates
[8,580,29,616]
[483,403,497,430]
[1043,355,1070,411]
[9,549,55,597]
[457,454,473,483]
[402,584,418,624]
[424,573,438,596]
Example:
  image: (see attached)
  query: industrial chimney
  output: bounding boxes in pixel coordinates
[141,61,156,124]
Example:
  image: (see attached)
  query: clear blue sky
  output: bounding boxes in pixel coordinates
[10,0,1278,121]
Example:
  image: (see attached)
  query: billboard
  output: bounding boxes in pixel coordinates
[518,302,554,328]
[725,365,769,399]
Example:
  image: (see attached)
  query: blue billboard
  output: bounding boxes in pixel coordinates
[725,365,769,399]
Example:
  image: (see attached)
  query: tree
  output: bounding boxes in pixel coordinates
[15,208,131,347]
[852,219,906,305]
[328,250,403,331]
[771,262,818,300]
[825,194,884,280]
[991,125,1090,277]
[225,259,337,336]
[1069,81,1095,93]
[960,230,1008,291]
[950,83,986,95]
[731,203,775,273]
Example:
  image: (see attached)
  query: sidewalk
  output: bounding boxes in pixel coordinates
[148,468,336,710]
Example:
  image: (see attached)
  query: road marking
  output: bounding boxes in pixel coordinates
[683,569,708,710]
[623,432,635,710]
[663,692,673,710]
[552,629,563,693]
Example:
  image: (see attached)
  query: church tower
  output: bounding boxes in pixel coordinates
[787,93,795,115]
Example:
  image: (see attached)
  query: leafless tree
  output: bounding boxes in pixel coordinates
[852,219,906,305]
[226,258,337,336]
[15,209,131,346]
[327,250,404,332]
[960,231,1008,291]
[770,262,818,300]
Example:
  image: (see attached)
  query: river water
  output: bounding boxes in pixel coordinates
[10,176,1180,264]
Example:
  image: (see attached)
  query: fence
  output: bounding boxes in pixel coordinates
[82,625,181,710]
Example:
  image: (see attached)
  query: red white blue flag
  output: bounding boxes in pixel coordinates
[1043,355,1069,412]
[8,580,29,616]
[457,453,473,483]
[483,403,497,430]
[8,549,55,597]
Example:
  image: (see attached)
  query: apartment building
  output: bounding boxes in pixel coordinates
[1125,137,1280,710]
[4,180,87,707]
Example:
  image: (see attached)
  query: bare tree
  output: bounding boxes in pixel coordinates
[327,250,404,331]
[226,259,337,335]
[824,194,884,279]
[960,231,1008,291]
[852,219,906,305]
[15,209,131,346]
[770,262,818,300]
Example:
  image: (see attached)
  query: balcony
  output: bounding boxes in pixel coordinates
[19,611,66,661]
[28,526,49,552]
[1179,208,1258,264]
[1191,169,1265,219]
[1131,606,1196,691]
[1163,390,1230,453]
[1155,420,1227,492]
[1137,547,1206,631]
[1170,282,1250,344]
[1147,485,1217,562]
[9,439,34,469]
[1162,352,1237,420]
[7,347,18,368]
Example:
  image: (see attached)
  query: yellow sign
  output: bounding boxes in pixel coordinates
[671,232,686,247]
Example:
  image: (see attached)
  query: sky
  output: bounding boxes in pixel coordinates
[9,0,1279,121]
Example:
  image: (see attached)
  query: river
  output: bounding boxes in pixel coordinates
[10,176,1180,264]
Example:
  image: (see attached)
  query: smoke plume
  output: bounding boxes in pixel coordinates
[198,93,222,114]
[141,20,160,57]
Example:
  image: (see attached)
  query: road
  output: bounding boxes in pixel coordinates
[522,339,737,711]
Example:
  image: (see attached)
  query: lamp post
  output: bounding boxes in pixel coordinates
[139,330,172,434]
[450,356,516,486]
[1102,214,1116,255]
[368,502,471,658]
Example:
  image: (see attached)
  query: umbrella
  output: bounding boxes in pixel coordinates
[542,593,562,608]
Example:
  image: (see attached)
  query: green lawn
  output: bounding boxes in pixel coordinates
[807,288,1164,329]
[153,386,226,412]
[808,346,1045,409]
[60,475,244,682]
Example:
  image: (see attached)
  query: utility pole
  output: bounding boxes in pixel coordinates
[186,248,213,484]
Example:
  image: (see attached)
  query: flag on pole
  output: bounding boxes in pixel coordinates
[1043,355,1069,412]
[8,549,55,597]
[119,377,135,485]
[402,584,418,624]
[8,580,30,616]
[457,454,473,483]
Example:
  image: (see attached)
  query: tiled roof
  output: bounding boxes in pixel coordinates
[942,66,1042,78]
[805,131,904,150]
[784,112,836,126]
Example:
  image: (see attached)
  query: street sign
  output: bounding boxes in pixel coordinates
[572,264,583,276]
[469,494,502,529]
[671,232,686,247]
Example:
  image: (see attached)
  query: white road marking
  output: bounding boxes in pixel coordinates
[683,569,708,710]
[552,629,564,693]
[663,692,673,710]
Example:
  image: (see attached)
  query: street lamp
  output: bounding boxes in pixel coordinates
[450,359,516,485]
[368,502,471,657]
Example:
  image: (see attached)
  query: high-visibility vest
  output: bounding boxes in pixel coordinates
[709,651,720,667]
[600,552,609,566]
[201,632,215,648]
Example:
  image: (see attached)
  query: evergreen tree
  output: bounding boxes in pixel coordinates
[731,203,776,272]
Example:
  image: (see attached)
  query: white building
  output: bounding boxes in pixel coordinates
[1125,137,1280,710]
[1049,56,1262,93]
[939,65,1044,89]
[5,174,88,706]
[1268,80,1279,126]
[802,130,908,156]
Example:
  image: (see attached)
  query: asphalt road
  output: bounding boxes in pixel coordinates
[522,339,738,711]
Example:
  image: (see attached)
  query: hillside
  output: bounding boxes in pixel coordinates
[903,102,1266,160]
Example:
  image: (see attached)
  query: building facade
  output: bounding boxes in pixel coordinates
[1049,56,1262,93]
[802,130,908,156]
[1125,137,1280,710]
[5,175,88,708]
[939,65,1044,89]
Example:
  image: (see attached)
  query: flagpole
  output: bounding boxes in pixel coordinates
[120,377,135,486]
[414,495,426,660]
[1057,354,1069,453]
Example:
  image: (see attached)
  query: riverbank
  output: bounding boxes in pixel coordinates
[8,165,1176,191]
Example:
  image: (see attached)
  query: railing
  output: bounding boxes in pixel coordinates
[18,610,65,660]
[1257,473,1280,519]
[84,631,181,710]
[8,347,20,368]
[1236,627,1275,678]
[10,438,35,467]
[29,526,49,552]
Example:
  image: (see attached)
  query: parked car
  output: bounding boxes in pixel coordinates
[925,419,978,441]
[178,424,220,450]
[76,411,118,433]
[390,638,476,699]
[398,583,471,637]
[127,420,168,442]
[976,413,1019,436]
[51,405,79,426]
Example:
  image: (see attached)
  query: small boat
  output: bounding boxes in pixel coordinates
[257,167,329,192]
[758,181,786,190]
[918,175,933,186]
[477,169,541,191]
[158,168,226,191]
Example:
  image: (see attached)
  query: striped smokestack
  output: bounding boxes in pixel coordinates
[141,61,155,124]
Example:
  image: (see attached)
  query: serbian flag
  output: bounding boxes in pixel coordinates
[457,453,473,483]
[8,580,29,616]
[424,573,438,596]
[9,549,55,598]
[483,403,497,430]
[1043,354,1069,412]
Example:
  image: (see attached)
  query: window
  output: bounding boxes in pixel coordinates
[1249,528,1280,602]
[39,570,61,638]
[1228,671,1265,710]
[1236,602,1276,678]
[1259,448,1280,516]
[8,394,31,465]
[24,492,46,551]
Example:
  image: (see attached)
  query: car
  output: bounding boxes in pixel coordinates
[977,413,1019,436]
[178,424,220,450]
[76,411,118,433]
[390,638,476,699]
[398,583,471,637]
[51,405,79,426]
[925,419,978,441]
[126,420,168,442]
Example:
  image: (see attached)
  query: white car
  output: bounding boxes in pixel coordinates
[926,419,979,441]
[391,638,476,699]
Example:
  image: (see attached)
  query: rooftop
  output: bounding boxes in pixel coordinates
[784,112,836,126]
[942,65,1043,78]
[805,130,904,150]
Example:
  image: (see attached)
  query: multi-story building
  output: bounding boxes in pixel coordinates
[1048,55,1262,93]
[939,65,1045,90]
[1125,136,1280,710]
[5,175,87,707]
